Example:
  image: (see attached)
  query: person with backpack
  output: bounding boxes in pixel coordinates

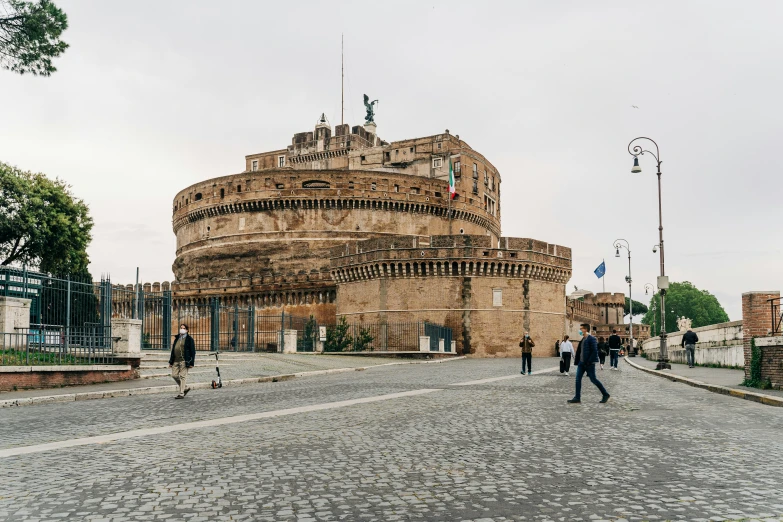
[597,336,608,370]
[608,329,622,370]
[681,328,700,368]
[559,335,574,376]
[519,332,535,375]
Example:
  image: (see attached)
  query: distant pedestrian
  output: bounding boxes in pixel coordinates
[554,339,561,357]
[559,335,574,376]
[681,328,699,368]
[169,323,196,399]
[608,329,622,370]
[597,336,608,370]
[519,332,535,375]
[568,323,610,404]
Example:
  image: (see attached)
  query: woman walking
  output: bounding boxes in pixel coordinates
[597,336,608,370]
[559,335,574,376]
[169,323,196,399]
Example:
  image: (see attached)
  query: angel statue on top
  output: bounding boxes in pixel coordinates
[363,94,379,124]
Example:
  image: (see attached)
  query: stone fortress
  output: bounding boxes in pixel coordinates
[170,113,643,356]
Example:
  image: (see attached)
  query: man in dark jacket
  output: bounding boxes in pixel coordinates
[169,323,196,399]
[607,329,622,370]
[681,328,699,368]
[568,323,610,404]
[519,332,535,375]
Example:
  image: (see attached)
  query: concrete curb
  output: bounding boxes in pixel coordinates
[0,355,466,409]
[624,356,783,407]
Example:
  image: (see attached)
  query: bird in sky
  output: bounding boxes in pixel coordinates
[631,105,639,109]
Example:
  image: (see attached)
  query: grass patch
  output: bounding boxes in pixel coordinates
[1,349,83,366]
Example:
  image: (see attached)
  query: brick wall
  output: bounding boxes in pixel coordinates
[0,367,138,392]
[742,291,780,379]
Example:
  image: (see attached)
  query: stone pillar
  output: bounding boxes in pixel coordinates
[0,296,31,334]
[742,291,780,379]
[281,330,298,354]
[112,318,142,356]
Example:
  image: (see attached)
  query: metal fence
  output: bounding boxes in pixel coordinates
[1,327,116,366]
[772,297,782,335]
[323,321,453,353]
[138,294,317,353]
[1,267,121,366]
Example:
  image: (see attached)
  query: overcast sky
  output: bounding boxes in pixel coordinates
[2,0,781,321]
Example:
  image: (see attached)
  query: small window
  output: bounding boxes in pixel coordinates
[395,150,399,156]
[472,180,478,194]
[251,160,258,171]
[409,147,413,153]
[360,155,366,162]
[455,161,461,173]
[437,142,442,150]
[276,183,284,189]
[410,187,419,194]
[473,163,478,174]
[510,252,517,258]
[384,152,390,161]
[493,289,503,307]
[459,228,465,234]
[434,191,442,198]
[348,181,354,189]
[432,158,443,169]
[194,193,202,201]
[482,251,489,257]
[484,171,489,185]
[371,183,377,191]
[394,184,399,192]
[237,185,242,193]
[220,188,225,198]
[278,155,286,168]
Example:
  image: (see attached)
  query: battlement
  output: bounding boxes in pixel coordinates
[329,235,571,285]
[584,292,626,306]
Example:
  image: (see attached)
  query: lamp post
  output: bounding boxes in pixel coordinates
[613,239,634,355]
[629,137,670,370]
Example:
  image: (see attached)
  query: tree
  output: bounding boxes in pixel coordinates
[641,281,729,336]
[0,161,93,274]
[352,327,374,351]
[624,298,648,317]
[324,316,353,352]
[0,0,68,76]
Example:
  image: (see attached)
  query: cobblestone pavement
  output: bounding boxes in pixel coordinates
[2,357,783,521]
[632,356,783,399]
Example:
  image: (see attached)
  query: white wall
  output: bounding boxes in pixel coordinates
[642,321,743,367]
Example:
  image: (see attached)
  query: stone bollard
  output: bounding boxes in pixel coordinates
[281,329,298,353]
[111,318,143,377]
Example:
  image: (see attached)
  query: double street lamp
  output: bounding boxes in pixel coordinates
[644,283,658,337]
[628,137,670,370]
[613,239,634,355]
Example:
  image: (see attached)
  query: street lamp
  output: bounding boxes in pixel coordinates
[613,239,635,355]
[628,137,670,370]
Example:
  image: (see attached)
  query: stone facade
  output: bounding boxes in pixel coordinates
[330,235,571,357]
[171,122,501,325]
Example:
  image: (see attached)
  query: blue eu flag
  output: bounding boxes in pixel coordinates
[594,261,606,279]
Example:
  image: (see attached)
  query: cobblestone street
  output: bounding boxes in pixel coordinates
[2,357,783,521]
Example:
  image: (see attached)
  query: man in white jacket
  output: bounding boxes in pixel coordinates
[559,335,574,376]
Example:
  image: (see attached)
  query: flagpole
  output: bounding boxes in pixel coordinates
[602,258,605,293]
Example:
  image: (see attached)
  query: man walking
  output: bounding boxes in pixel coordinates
[681,328,699,368]
[519,332,535,375]
[608,328,622,370]
[169,323,196,399]
[568,323,610,404]
[559,335,574,376]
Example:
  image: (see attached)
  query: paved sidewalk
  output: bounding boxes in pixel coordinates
[631,355,783,398]
[0,352,430,403]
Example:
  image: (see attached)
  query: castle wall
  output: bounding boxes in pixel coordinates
[331,235,571,357]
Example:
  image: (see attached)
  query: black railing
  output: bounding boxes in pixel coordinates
[2,328,117,366]
[323,321,453,353]
[771,297,782,335]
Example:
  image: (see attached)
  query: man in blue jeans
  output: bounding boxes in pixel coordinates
[568,323,610,404]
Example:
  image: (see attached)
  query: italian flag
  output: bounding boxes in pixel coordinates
[448,157,456,199]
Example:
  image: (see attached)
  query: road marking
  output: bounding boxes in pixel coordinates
[0,388,441,458]
[450,366,560,386]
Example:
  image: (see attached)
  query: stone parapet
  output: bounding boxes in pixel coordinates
[329,235,571,285]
